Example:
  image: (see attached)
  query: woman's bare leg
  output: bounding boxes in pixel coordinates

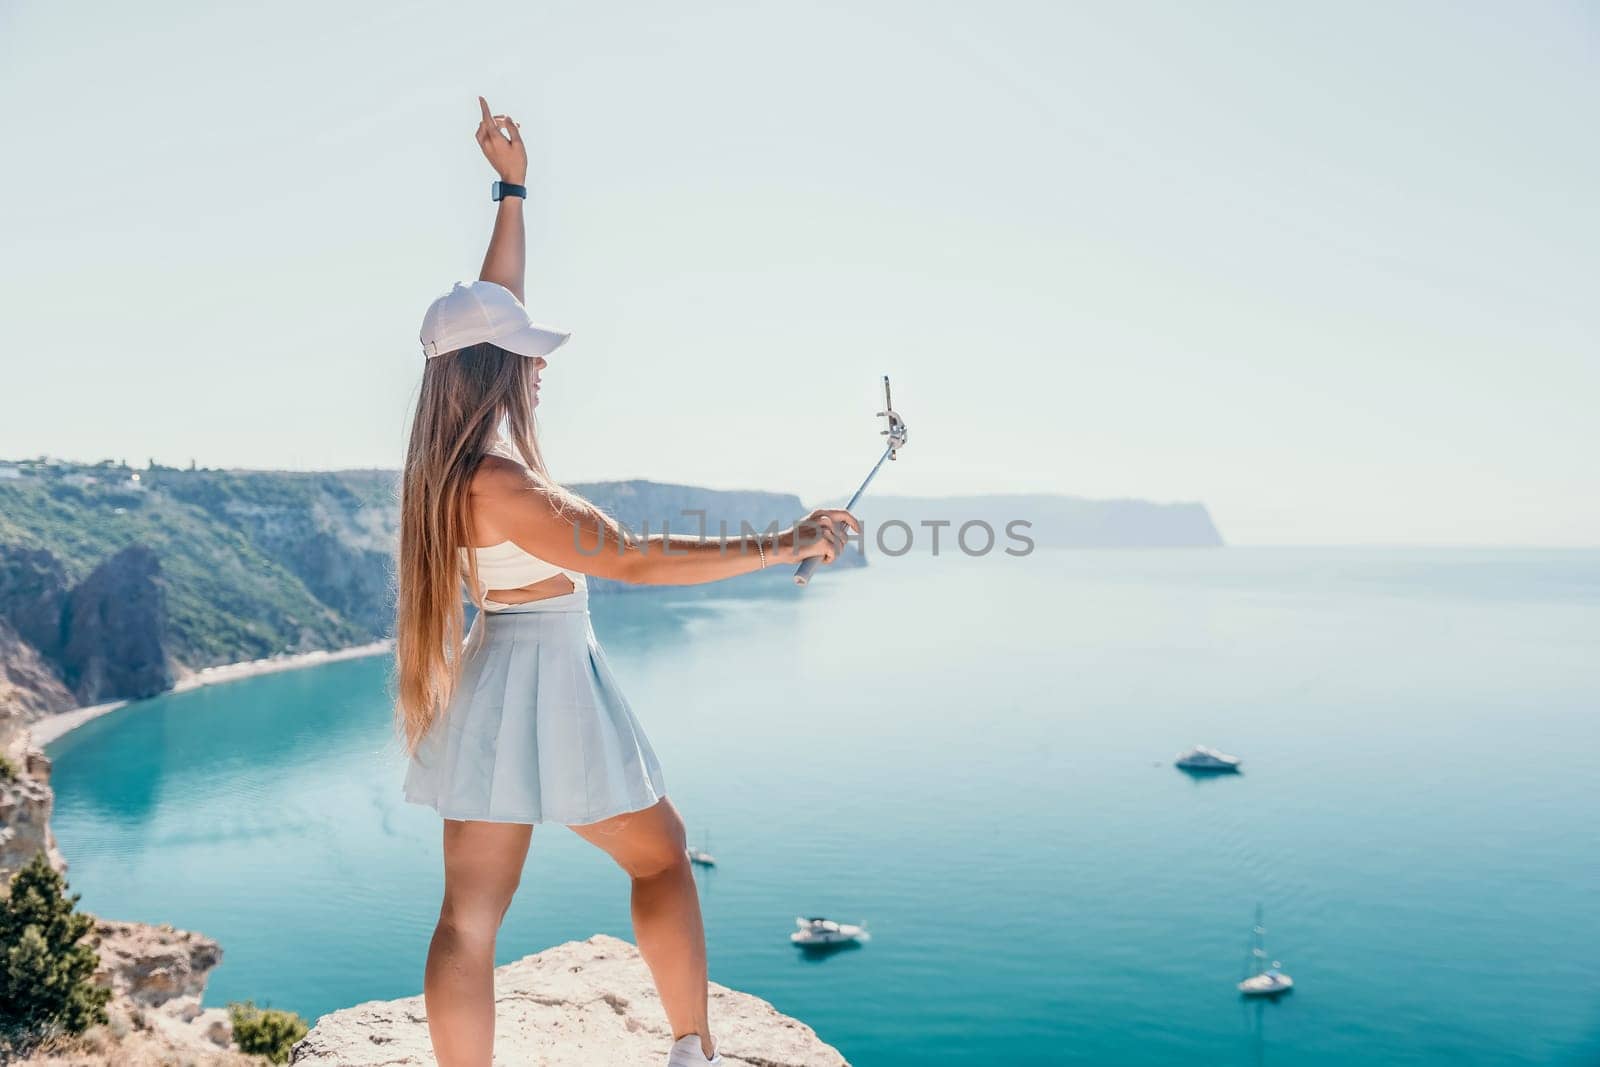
[424,818,534,1067]
[569,797,715,1059]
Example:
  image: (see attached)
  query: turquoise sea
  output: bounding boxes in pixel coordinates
[44,548,1600,1066]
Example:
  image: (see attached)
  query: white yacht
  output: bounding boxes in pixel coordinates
[1239,969,1295,996]
[1238,905,1294,997]
[1175,745,1242,772]
[789,917,870,946]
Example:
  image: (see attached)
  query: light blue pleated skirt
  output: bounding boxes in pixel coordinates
[402,586,668,826]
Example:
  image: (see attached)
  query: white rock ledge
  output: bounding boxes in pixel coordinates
[289,933,850,1066]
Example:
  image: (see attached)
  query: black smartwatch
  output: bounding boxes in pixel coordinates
[491,180,527,202]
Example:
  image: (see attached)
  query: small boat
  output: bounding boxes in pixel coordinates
[685,830,716,867]
[1175,745,1242,772]
[1238,905,1294,997]
[789,916,870,946]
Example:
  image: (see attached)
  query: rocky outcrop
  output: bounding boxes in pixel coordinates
[0,546,70,663]
[289,933,849,1066]
[0,747,64,880]
[85,918,237,1055]
[58,545,173,705]
[92,918,224,1009]
[0,689,65,880]
[0,618,75,722]
[0,540,175,716]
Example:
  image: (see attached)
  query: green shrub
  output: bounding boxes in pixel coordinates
[0,755,15,783]
[0,851,111,1057]
[228,999,309,1063]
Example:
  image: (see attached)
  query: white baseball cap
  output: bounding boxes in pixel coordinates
[419,280,571,360]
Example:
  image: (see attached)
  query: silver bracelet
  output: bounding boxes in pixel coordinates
[755,536,767,568]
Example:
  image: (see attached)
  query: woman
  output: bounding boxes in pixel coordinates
[392,97,859,1067]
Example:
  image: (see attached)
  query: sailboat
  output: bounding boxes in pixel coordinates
[686,830,716,868]
[1237,904,1294,996]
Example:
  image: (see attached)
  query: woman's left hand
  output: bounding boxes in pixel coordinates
[476,96,527,185]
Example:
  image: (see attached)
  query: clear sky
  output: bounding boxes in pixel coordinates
[1,1,1594,545]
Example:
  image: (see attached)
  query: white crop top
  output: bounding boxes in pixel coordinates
[459,435,588,611]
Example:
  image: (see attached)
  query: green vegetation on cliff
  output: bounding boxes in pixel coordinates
[0,474,371,671]
[0,853,112,1058]
[227,1000,308,1063]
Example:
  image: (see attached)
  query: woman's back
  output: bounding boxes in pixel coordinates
[462,435,587,609]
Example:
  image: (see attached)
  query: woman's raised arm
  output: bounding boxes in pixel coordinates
[475,96,528,304]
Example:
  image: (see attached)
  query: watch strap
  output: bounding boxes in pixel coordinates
[491,180,528,201]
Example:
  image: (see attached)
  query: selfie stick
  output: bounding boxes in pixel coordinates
[794,376,908,586]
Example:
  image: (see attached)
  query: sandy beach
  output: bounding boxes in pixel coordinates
[27,639,395,747]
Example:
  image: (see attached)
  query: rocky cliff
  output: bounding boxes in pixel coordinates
[0,686,65,880]
[0,482,368,724]
[0,620,74,724]
[0,547,70,666]
[58,545,175,705]
[289,933,848,1066]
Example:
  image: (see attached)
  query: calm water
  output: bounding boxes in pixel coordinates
[46,549,1600,1066]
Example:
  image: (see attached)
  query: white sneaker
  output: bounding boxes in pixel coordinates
[667,1032,722,1065]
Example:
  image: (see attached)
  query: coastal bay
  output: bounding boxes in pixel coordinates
[42,547,1600,1066]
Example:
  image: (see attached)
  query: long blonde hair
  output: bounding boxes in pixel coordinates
[390,341,619,756]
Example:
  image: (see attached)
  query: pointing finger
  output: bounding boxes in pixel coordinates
[478,96,493,123]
